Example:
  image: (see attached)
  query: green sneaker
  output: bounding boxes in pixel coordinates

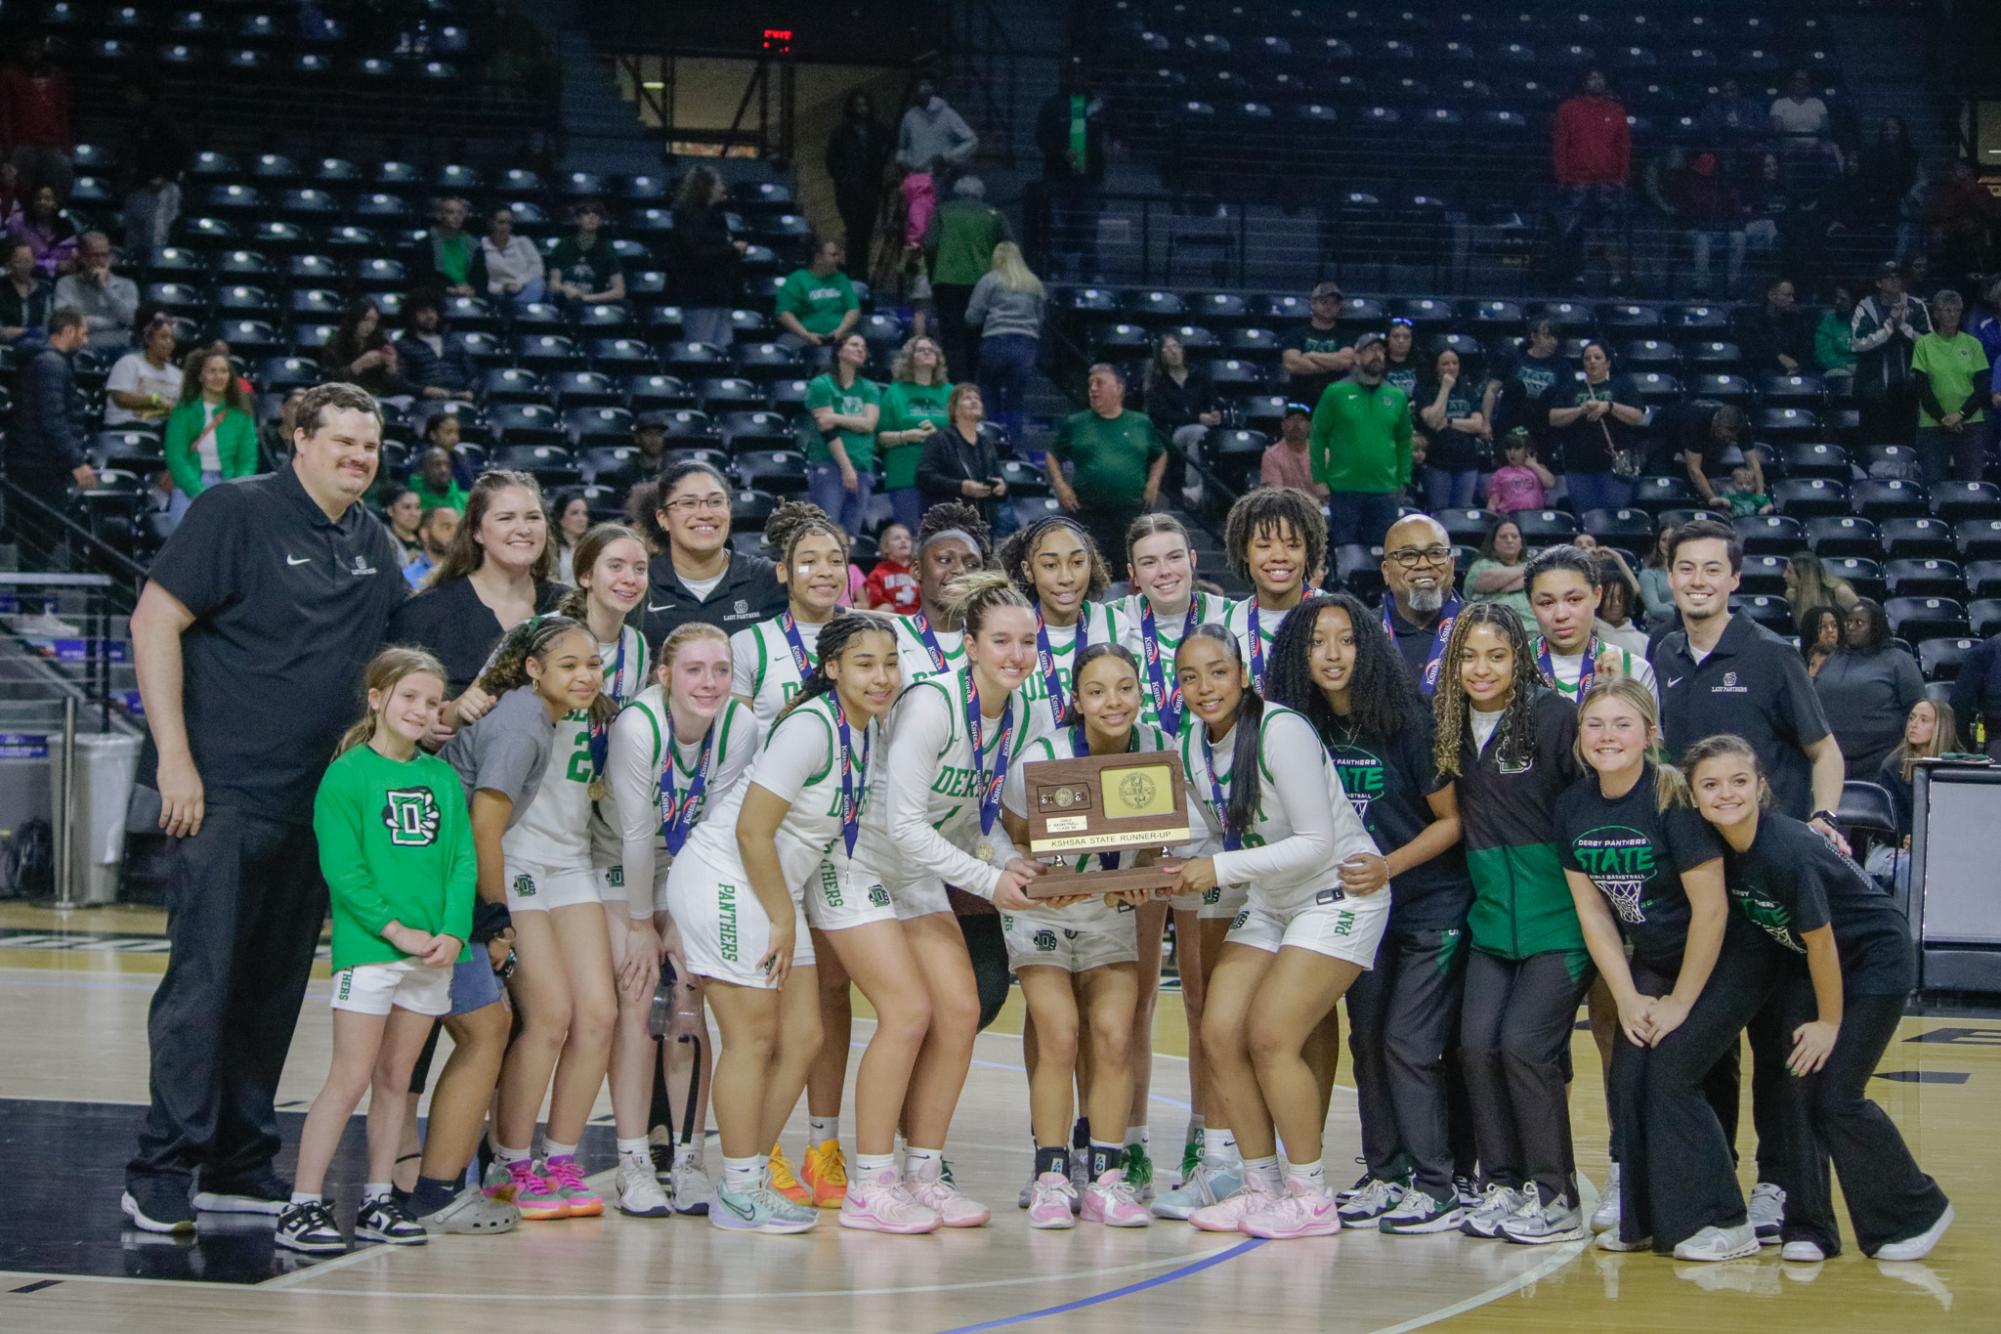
[1177,1131,1204,1189]
[1123,1142,1155,1202]
[709,1182,818,1233]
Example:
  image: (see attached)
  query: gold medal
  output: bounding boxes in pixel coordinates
[975,840,995,862]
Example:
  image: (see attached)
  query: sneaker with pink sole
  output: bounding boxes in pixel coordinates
[1026,1172,1077,1229]
[1190,1176,1279,1233]
[1081,1171,1152,1228]
[504,1160,569,1221]
[909,1171,991,1227]
[1242,1179,1344,1239]
[838,1169,941,1234]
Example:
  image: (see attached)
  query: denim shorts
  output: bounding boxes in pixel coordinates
[447,953,505,1016]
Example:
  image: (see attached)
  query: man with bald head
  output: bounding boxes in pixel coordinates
[1380,513,1462,693]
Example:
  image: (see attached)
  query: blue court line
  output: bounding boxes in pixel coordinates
[934,1238,1265,1334]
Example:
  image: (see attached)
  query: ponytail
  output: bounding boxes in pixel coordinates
[557,522,646,621]
[1575,676,1688,812]
[940,568,1030,640]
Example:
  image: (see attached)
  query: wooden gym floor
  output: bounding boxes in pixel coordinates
[0,902,1992,1333]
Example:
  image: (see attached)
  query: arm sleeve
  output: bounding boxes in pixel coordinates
[610,703,663,917]
[1394,393,1414,485]
[746,707,832,806]
[965,273,992,326]
[1851,302,1895,353]
[1949,641,1988,727]
[885,685,1004,897]
[916,433,958,496]
[775,275,803,319]
[1892,651,1926,714]
[1913,369,1945,420]
[729,627,760,699]
[105,355,139,395]
[474,717,545,809]
[709,703,763,808]
[312,767,401,939]
[1664,806,1725,874]
[144,481,243,617]
[37,355,82,469]
[1211,712,1356,886]
[440,776,477,950]
[1308,393,1334,483]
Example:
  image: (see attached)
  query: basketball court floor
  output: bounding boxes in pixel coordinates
[0,901,1991,1332]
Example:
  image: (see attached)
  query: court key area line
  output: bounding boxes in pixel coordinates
[934,1238,1265,1334]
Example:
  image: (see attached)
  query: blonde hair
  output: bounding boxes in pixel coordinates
[941,568,1032,639]
[1575,677,1689,811]
[1680,733,1773,809]
[1889,695,1956,782]
[337,647,449,755]
[890,334,950,385]
[990,241,1045,299]
[657,621,730,694]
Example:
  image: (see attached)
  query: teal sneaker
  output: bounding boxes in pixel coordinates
[710,1181,819,1234]
[1152,1161,1242,1221]
[1123,1142,1155,1203]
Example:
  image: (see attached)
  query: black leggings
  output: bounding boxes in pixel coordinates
[1460,949,1593,1207]
[959,911,1012,1032]
[1346,925,1468,1202]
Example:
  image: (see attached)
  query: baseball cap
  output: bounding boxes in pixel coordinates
[1876,260,1903,277]
[1282,401,1313,419]
[1310,281,1345,300]
[1352,331,1386,351]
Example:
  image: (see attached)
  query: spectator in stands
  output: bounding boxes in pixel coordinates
[118,76,186,263]
[1867,696,1955,892]
[103,311,182,426]
[1280,280,1355,405]
[632,461,787,644]
[393,291,477,403]
[917,382,1005,530]
[1815,283,1859,378]
[1142,330,1219,499]
[384,486,422,566]
[1741,277,1813,373]
[895,76,978,177]
[1381,319,1420,399]
[1800,605,1843,662]
[552,490,591,584]
[52,231,136,351]
[877,334,953,535]
[1697,78,1768,147]
[421,411,475,487]
[1551,68,1631,287]
[4,306,92,581]
[825,89,892,280]
[1637,525,1677,631]
[0,31,73,201]
[1785,553,1859,629]
[1546,340,1643,513]
[1310,331,1412,549]
[1035,60,1111,282]
[162,346,258,524]
[1593,549,1649,659]
[964,242,1043,453]
[324,298,410,403]
[1922,162,1997,288]
[547,199,625,309]
[1814,598,1927,780]
[1855,117,1921,225]
[861,521,919,614]
[1911,288,1992,483]
[805,330,882,536]
[1950,631,2001,760]
[1378,513,1458,689]
[0,238,48,344]
[928,174,1010,376]
[411,197,483,298]
[1259,402,1321,496]
[1481,317,1567,447]
[9,183,76,277]
[1769,69,1835,166]
[1719,462,1773,516]
[478,205,545,312]
[1415,346,1487,510]
[632,411,669,472]
[1852,260,1933,444]
[1486,427,1554,516]
[1047,362,1167,559]
[403,505,458,589]
[1669,401,1754,507]
[664,167,742,351]
[411,444,469,514]
[1670,152,1744,298]
[1463,514,1535,632]
[774,238,860,347]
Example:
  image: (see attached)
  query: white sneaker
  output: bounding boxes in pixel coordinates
[616,1156,671,1217]
[1500,1196,1585,1245]
[14,611,81,639]
[1873,1203,1954,1262]
[908,1168,990,1227]
[1590,1165,1621,1233]
[1748,1181,1786,1244]
[669,1154,714,1217]
[1673,1222,1760,1262]
[1460,1184,1528,1238]
[1596,1229,1652,1252]
[1189,1175,1278,1233]
[1335,1175,1405,1224]
[1780,1239,1826,1262]
[1152,1162,1242,1220]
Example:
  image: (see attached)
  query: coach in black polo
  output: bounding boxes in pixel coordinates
[635,459,786,646]
[122,382,407,1234]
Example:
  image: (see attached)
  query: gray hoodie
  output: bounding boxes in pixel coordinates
[897,98,979,172]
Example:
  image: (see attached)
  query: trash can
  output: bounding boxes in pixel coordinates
[51,732,142,905]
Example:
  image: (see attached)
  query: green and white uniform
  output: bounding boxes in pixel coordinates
[1109,589,1234,734]
[589,623,652,896]
[893,611,966,689]
[1020,603,1121,730]
[730,611,826,731]
[1220,595,1301,691]
[606,689,759,917]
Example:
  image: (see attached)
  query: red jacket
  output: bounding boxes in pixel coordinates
[0,66,72,153]
[1553,94,1629,187]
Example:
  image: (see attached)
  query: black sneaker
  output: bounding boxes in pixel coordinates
[274,1200,345,1254]
[355,1196,428,1246]
[193,1171,292,1216]
[120,1181,197,1235]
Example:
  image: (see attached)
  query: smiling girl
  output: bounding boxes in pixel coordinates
[1217,488,1327,693]
[999,515,1120,731]
[892,501,990,688]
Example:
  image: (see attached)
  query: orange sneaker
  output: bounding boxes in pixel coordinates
[802,1138,849,1208]
[768,1143,811,1206]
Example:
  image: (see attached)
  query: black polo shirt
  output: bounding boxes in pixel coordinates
[637,550,787,650]
[1651,613,1831,819]
[1387,600,1451,691]
[137,466,407,825]
[385,573,568,698]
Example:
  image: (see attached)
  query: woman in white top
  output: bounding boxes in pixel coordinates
[606,626,757,1218]
[1217,487,1328,693]
[481,205,546,309]
[102,312,183,426]
[998,514,1120,734]
[1160,626,1389,1241]
[665,610,901,1233]
[891,500,989,688]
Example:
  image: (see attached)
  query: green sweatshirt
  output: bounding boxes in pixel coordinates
[1813,310,1857,373]
[925,198,1012,287]
[313,743,477,971]
[1309,379,1413,495]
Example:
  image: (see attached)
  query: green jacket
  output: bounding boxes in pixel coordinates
[925,198,1011,287]
[1309,379,1413,495]
[163,399,259,498]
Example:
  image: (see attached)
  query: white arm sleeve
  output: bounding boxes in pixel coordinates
[609,704,663,919]
[885,684,1004,897]
[1211,711,1356,887]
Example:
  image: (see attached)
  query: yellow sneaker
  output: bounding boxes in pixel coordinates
[768,1143,811,1206]
[802,1138,849,1208]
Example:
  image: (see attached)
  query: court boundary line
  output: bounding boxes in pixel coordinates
[931,1238,1265,1334]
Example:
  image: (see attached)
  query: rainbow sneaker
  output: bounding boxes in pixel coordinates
[542,1155,603,1218]
[504,1160,569,1221]
[767,1143,811,1206]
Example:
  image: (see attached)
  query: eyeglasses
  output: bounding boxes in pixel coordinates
[1385,545,1453,568]
[665,494,730,514]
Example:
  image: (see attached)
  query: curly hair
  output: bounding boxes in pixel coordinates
[428,469,556,586]
[557,523,647,622]
[476,615,617,733]
[917,499,992,564]
[1222,487,1328,588]
[765,498,848,569]
[176,345,253,416]
[1179,623,1265,838]
[889,334,950,386]
[779,609,901,721]
[1431,601,1543,779]
[1264,593,1422,743]
[999,513,1111,605]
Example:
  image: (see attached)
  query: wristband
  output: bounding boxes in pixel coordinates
[1810,810,1839,826]
[470,900,512,944]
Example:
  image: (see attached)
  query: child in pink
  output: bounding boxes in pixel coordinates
[1486,428,1555,514]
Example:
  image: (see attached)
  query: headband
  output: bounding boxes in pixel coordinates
[919,527,981,556]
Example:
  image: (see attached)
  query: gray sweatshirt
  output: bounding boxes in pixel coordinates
[966,272,1044,340]
[897,98,979,172]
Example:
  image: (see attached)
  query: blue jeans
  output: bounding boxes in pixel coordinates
[1563,471,1631,516]
[886,485,924,538]
[807,460,875,536]
[1423,467,1480,512]
[1327,491,1400,550]
[682,306,734,351]
[978,334,1038,450]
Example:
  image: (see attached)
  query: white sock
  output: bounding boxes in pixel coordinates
[290,1191,322,1205]
[1125,1124,1149,1148]
[544,1138,578,1161]
[1208,1128,1241,1167]
[364,1181,391,1202]
[1288,1158,1326,1192]
[494,1142,530,1166]
[904,1145,943,1180]
[1186,1113,1204,1146]
[809,1115,839,1145]
[722,1154,760,1191]
[856,1152,896,1177]
[617,1136,651,1160]
[674,1137,705,1166]
[1245,1155,1283,1191]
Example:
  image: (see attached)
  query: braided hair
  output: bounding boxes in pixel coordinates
[1222,486,1327,587]
[477,614,618,733]
[1431,601,1542,779]
[917,499,993,565]
[998,513,1111,605]
[1179,623,1265,839]
[777,608,900,721]
[765,497,849,568]
[1264,593,1422,743]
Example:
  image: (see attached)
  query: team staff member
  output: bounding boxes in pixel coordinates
[123,382,408,1234]
[632,461,788,646]
[1379,514,1462,694]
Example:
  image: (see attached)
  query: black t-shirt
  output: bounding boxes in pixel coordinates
[1651,614,1832,819]
[1724,812,1913,995]
[1664,400,1739,476]
[1281,322,1348,405]
[1326,716,1473,931]
[636,550,787,651]
[1382,357,1421,402]
[1555,769,1723,967]
[1488,347,1570,439]
[1415,374,1485,472]
[385,574,568,698]
[1554,374,1643,474]
[136,467,407,824]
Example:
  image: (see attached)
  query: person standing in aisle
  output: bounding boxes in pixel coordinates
[1310,332,1413,550]
[1045,363,1168,562]
[924,174,1009,379]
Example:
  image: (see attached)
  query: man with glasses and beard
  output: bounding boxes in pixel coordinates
[1380,514,1462,694]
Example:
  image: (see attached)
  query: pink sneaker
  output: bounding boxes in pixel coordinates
[504,1160,568,1221]
[1081,1171,1152,1228]
[909,1170,991,1227]
[542,1154,604,1218]
[1027,1172,1077,1229]
[839,1168,941,1234]
[1242,1178,1343,1239]
[1189,1176,1276,1233]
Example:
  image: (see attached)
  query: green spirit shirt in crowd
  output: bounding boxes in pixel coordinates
[547,235,623,295]
[1069,95,1089,166]
[804,372,882,471]
[1911,330,1990,427]
[1309,379,1413,494]
[1050,408,1166,510]
[432,232,474,287]
[411,474,468,513]
[926,200,1011,287]
[878,379,953,489]
[313,743,477,971]
[776,266,860,336]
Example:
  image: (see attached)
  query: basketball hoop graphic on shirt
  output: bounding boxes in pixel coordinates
[1596,876,1648,924]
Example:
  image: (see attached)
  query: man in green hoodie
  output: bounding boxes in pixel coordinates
[1309,331,1412,549]
[924,174,1010,378]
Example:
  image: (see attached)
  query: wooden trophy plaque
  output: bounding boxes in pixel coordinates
[1020,751,1190,899]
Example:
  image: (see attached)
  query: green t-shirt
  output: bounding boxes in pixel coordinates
[1050,408,1165,510]
[929,200,1011,287]
[804,372,882,470]
[312,744,476,972]
[548,235,623,296]
[432,231,474,286]
[878,379,953,489]
[411,475,469,513]
[1912,330,1990,427]
[776,266,859,336]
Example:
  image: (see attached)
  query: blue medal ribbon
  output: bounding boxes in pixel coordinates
[964,677,1014,840]
[1383,591,1462,696]
[1139,595,1199,735]
[657,711,716,855]
[1200,726,1243,852]
[602,628,630,705]
[910,611,948,675]
[832,697,868,856]
[779,610,817,683]
[1035,610,1088,730]
[1538,633,1600,699]
[1247,591,1314,694]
